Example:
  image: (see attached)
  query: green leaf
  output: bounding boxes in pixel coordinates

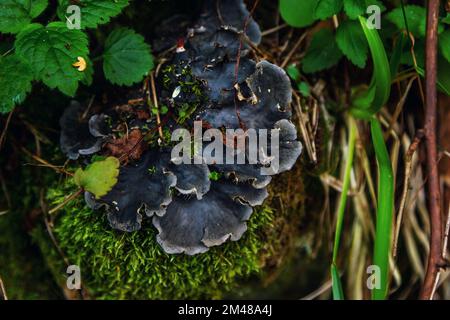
[103,27,154,86]
[0,54,33,113]
[439,30,450,64]
[286,64,301,82]
[442,13,450,24]
[343,0,385,20]
[402,40,450,96]
[57,0,130,29]
[208,171,221,181]
[336,19,368,68]
[15,22,92,96]
[298,82,311,97]
[74,157,120,198]
[370,118,394,300]
[302,29,343,74]
[386,5,425,37]
[331,264,344,300]
[279,0,319,28]
[330,117,356,301]
[0,0,48,34]
[315,0,343,20]
[160,105,168,115]
[351,16,391,119]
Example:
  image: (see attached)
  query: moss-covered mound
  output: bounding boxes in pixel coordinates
[38,181,277,299]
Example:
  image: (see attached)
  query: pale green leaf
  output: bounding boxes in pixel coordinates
[74,157,120,198]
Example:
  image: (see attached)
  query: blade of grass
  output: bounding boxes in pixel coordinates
[370,118,394,300]
[331,263,344,300]
[350,15,394,300]
[331,117,357,300]
[351,16,391,119]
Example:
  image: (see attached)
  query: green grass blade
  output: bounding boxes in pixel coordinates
[370,118,394,300]
[331,263,344,300]
[351,16,391,119]
[330,117,357,300]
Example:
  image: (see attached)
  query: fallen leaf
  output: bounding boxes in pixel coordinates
[72,56,87,71]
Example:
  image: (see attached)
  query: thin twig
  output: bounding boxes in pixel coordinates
[420,0,444,300]
[429,203,450,298]
[280,32,307,69]
[0,109,14,151]
[385,76,416,140]
[393,130,424,258]
[261,23,288,37]
[48,188,83,215]
[301,278,333,300]
[21,147,73,176]
[149,72,164,140]
[293,93,317,163]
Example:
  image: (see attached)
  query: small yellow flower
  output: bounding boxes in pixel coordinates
[72,56,87,72]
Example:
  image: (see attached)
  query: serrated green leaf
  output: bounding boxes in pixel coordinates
[343,0,385,20]
[0,54,33,113]
[74,157,120,198]
[279,0,319,28]
[0,0,48,34]
[315,0,343,20]
[336,19,368,68]
[386,5,425,37]
[15,22,92,96]
[439,30,450,64]
[103,27,154,86]
[302,29,343,74]
[57,0,130,29]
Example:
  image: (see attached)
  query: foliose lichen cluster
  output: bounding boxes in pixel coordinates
[60,0,302,255]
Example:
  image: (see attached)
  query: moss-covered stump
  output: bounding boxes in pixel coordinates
[33,177,298,299]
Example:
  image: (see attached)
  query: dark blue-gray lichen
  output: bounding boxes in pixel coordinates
[59,0,302,255]
[60,101,105,160]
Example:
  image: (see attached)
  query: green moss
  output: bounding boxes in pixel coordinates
[42,181,275,299]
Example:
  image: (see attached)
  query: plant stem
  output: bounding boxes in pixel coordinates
[420,0,443,300]
[331,117,357,299]
[370,118,394,300]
